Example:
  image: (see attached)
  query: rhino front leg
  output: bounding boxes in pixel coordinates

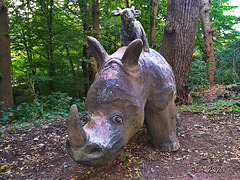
[144,95,180,151]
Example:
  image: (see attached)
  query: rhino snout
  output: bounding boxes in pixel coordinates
[66,105,125,166]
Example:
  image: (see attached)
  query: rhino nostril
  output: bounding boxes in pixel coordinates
[89,144,103,153]
[91,147,102,153]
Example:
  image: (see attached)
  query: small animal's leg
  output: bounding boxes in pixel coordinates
[120,34,125,47]
[139,23,149,52]
[145,98,180,151]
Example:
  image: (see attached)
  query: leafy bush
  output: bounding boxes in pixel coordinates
[189,57,210,88]
[0,92,86,125]
[216,40,240,84]
[188,57,210,103]
[0,102,15,123]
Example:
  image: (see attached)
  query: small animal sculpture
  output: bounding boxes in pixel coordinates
[112,6,149,52]
[66,36,179,167]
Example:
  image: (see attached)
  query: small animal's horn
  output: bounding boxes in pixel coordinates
[67,104,87,148]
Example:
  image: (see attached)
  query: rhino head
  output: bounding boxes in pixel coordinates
[66,37,144,166]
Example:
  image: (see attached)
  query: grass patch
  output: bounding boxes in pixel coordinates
[178,99,240,115]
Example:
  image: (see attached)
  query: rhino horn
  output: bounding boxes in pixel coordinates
[67,104,87,148]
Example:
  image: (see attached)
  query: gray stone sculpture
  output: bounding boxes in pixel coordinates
[112,6,149,52]
[66,36,180,166]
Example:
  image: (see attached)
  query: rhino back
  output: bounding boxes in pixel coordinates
[140,49,176,109]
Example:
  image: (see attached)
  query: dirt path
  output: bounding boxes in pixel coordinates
[1,111,239,180]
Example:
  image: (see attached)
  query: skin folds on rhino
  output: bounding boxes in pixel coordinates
[66,37,180,166]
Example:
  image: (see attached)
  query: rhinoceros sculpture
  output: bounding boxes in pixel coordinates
[66,36,180,166]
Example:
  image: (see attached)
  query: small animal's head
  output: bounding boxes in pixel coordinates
[112,6,141,23]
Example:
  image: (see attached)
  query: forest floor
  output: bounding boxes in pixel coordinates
[1,86,240,180]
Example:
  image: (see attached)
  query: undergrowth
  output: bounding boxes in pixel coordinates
[0,92,86,125]
[178,99,240,115]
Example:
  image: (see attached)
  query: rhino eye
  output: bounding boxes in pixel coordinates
[112,114,123,124]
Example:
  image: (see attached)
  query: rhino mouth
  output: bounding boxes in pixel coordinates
[66,139,125,166]
[66,105,125,166]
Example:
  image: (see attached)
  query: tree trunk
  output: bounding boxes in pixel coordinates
[0,0,14,113]
[48,0,55,92]
[92,0,99,39]
[125,0,129,8]
[91,0,99,82]
[150,0,158,48]
[79,2,91,96]
[82,48,89,97]
[200,0,217,86]
[160,0,203,104]
[66,48,75,76]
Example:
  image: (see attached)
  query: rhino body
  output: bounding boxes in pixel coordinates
[66,37,180,166]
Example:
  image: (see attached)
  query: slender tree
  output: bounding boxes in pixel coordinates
[160,0,203,104]
[0,0,14,113]
[91,0,99,81]
[79,2,91,96]
[92,0,99,39]
[150,0,158,48]
[125,0,129,8]
[201,0,217,86]
[48,0,55,92]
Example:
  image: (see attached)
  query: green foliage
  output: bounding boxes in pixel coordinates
[9,0,90,97]
[0,101,15,123]
[178,99,240,115]
[189,57,210,87]
[193,0,240,87]
[215,40,240,84]
[122,151,130,166]
[6,0,170,107]
[188,55,210,103]
[209,0,240,49]
[208,100,240,115]
[133,0,167,50]
[5,0,240,124]
[0,92,86,125]
[0,128,4,139]
[0,111,14,122]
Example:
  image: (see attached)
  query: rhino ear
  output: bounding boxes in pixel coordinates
[87,36,109,67]
[122,39,143,68]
